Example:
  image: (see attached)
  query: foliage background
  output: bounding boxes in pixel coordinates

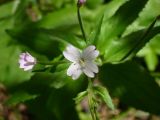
[0,0,160,120]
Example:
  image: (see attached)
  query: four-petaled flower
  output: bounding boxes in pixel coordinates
[19,52,36,71]
[63,45,99,80]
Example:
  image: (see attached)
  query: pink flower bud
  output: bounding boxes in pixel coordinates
[78,0,86,7]
[19,52,36,71]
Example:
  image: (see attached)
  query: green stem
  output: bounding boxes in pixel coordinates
[93,104,99,120]
[37,60,67,65]
[77,6,87,43]
[87,78,99,120]
[88,97,96,120]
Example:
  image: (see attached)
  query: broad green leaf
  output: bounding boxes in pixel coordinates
[0,46,33,86]
[5,91,38,106]
[37,6,78,29]
[7,28,62,58]
[0,6,33,87]
[99,61,160,114]
[137,35,160,71]
[123,0,160,36]
[93,85,114,110]
[0,1,13,19]
[137,0,160,26]
[104,24,160,62]
[102,0,128,21]
[98,0,148,53]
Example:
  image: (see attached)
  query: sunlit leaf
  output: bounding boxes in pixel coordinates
[98,0,148,53]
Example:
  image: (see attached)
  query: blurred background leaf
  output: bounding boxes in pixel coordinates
[100,61,160,115]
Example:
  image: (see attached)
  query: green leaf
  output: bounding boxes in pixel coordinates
[7,28,63,58]
[99,61,160,115]
[86,0,103,9]
[5,91,38,106]
[74,91,88,103]
[37,6,78,30]
[88,14,104,45]
[93,85,114,110]
[104,24,160,62]
[0,1,13,19]
[0,39,33,87]
[98,0,148,53]
[145,47,158,71]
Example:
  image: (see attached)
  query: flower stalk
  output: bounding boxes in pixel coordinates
[37,60,67,66]
[77,1,87,43]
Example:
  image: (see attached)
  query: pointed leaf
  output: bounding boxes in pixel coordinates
[98,0,148,53]
[104,17,160,62]
[93,85,114,110]
[74,91,88,103]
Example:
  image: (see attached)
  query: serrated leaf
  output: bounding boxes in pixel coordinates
[98,0,148,53]
[104,22,160,62]
[93,85,114,110]
[99,61,160,115]
[5,91,38,106]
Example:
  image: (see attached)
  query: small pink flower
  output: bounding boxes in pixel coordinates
[19,52,36,71]
[78,0,86,6]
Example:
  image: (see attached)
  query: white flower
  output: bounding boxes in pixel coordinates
[63,45,99,80]
[19,52,36,71]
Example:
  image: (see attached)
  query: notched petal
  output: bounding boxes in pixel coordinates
[82,45,99,60]
[83,67,94,78]
[63,45,81,62]
[67,63,82,80]
[85,61,98,73]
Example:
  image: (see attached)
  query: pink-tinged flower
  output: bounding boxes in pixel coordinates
[19,52,36,71]
[63,45,99,80]
[78,0,86,6]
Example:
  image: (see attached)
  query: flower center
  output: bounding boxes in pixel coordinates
[79,58,85,67]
